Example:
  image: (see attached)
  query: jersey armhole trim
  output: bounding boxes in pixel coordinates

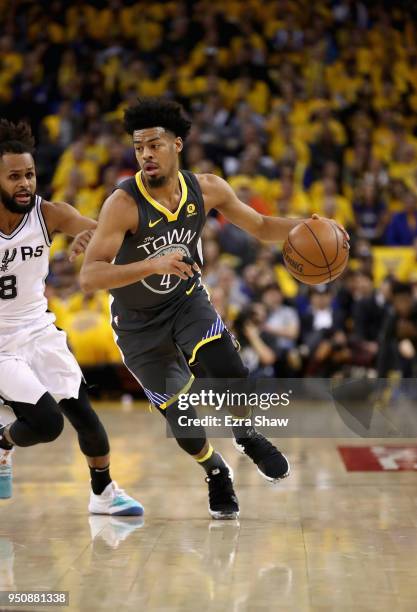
[36,197,52,246]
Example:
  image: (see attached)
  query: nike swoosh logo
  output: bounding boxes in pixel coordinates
[149,217,162,228]
[186,283,196,296]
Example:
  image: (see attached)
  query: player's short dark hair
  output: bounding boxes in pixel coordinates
[0,119,35,158]
[123,98,192,140]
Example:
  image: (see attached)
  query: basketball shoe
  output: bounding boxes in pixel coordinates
[234,428,290,483]
[88,481,144,516]
[206,464,239,520]
[0,445,13,500]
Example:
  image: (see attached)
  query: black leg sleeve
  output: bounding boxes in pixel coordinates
[158,400,207,456]
[192,332,253,439]
[59,384,110,457]
[194,332,249,378]
[9,392,64,446]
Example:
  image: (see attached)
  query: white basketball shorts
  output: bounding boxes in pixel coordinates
[0,323,83,404]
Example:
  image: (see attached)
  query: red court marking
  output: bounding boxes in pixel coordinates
[338,446,417,471]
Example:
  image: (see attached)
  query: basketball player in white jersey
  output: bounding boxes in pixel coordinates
[0,119,142,516]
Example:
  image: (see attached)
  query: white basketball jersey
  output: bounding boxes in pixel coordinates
[0,196,54,332]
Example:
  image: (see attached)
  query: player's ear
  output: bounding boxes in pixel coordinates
[175,137,183,154]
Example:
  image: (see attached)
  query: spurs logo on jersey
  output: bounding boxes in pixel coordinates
[0,245,44,272]
[0,195,52,327]
[110,170,206,317]
[1,248,17,272]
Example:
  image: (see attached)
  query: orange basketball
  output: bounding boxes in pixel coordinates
[282,218,349,285]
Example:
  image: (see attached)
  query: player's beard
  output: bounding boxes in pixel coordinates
[146,174,168,188]
[144,158,177,189]
[0,187,36,214]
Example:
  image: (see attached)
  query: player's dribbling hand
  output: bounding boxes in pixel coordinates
[68,229,95,262]
[152,251,200,279]
[311,213,350,244]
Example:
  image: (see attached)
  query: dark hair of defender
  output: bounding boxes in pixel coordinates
[0,119,35,157]
[123,97,192,140]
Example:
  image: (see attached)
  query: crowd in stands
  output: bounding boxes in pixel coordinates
[2,0,417,390]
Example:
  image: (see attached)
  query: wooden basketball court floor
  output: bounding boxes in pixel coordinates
[0,404,416,612]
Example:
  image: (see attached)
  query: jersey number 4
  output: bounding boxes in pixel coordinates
[0,275,17,299]
[160,274,171,289]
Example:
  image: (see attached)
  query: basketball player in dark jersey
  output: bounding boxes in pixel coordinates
[81,98,347,519]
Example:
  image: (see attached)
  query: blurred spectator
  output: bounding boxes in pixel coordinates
[378,282,417,377]
[352,271,391,366]
[353,181,387,243]
[300,285,350,376]
[311,176,354,228]
[233,303,278,378]
[261,283,301,376]
[385,189,417,246]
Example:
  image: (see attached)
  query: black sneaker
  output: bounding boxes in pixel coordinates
[205,465,239,520]
[234,429,290,482]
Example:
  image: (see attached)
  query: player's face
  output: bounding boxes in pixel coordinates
[133,127,183,188]
[0,153,37,214]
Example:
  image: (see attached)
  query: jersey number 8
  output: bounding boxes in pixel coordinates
[0,275,17,299]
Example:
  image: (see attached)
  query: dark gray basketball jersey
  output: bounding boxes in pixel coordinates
[110,170,205,326]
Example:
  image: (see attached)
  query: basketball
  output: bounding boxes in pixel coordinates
[282,218,349,285]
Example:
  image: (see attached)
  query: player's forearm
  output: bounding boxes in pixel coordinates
[256,216,303,242]
[80,260,154,292]
[64,217,97,237]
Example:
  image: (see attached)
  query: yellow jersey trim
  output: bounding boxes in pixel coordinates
[197,444,214,463]
[135,170,188,222]
[188,334,222,365]
[159,373,195,410]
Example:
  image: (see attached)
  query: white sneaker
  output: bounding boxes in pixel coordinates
[0,448,13,499]
[89,515,144,548]
[88,481,144,516]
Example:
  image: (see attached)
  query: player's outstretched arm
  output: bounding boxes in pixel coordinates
[80,191,195,293]
[198,174,303,241]
[42,200,97,237]
[41,200,98,261]
[199,174,349,243]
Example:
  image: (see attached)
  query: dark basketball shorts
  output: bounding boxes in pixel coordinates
[113,286,233,410]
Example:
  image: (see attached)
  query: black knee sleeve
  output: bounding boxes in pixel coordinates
[9,392,64,446]
[192,332,255,440]
[159,401,207,456]
[60,384,110,457]
[195,332,249,378]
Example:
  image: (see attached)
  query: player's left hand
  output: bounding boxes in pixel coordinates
[69,229,95,262]
[311,213,350,243]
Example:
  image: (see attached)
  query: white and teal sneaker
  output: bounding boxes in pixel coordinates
[88,481,144,516]
[0,448,13,499]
